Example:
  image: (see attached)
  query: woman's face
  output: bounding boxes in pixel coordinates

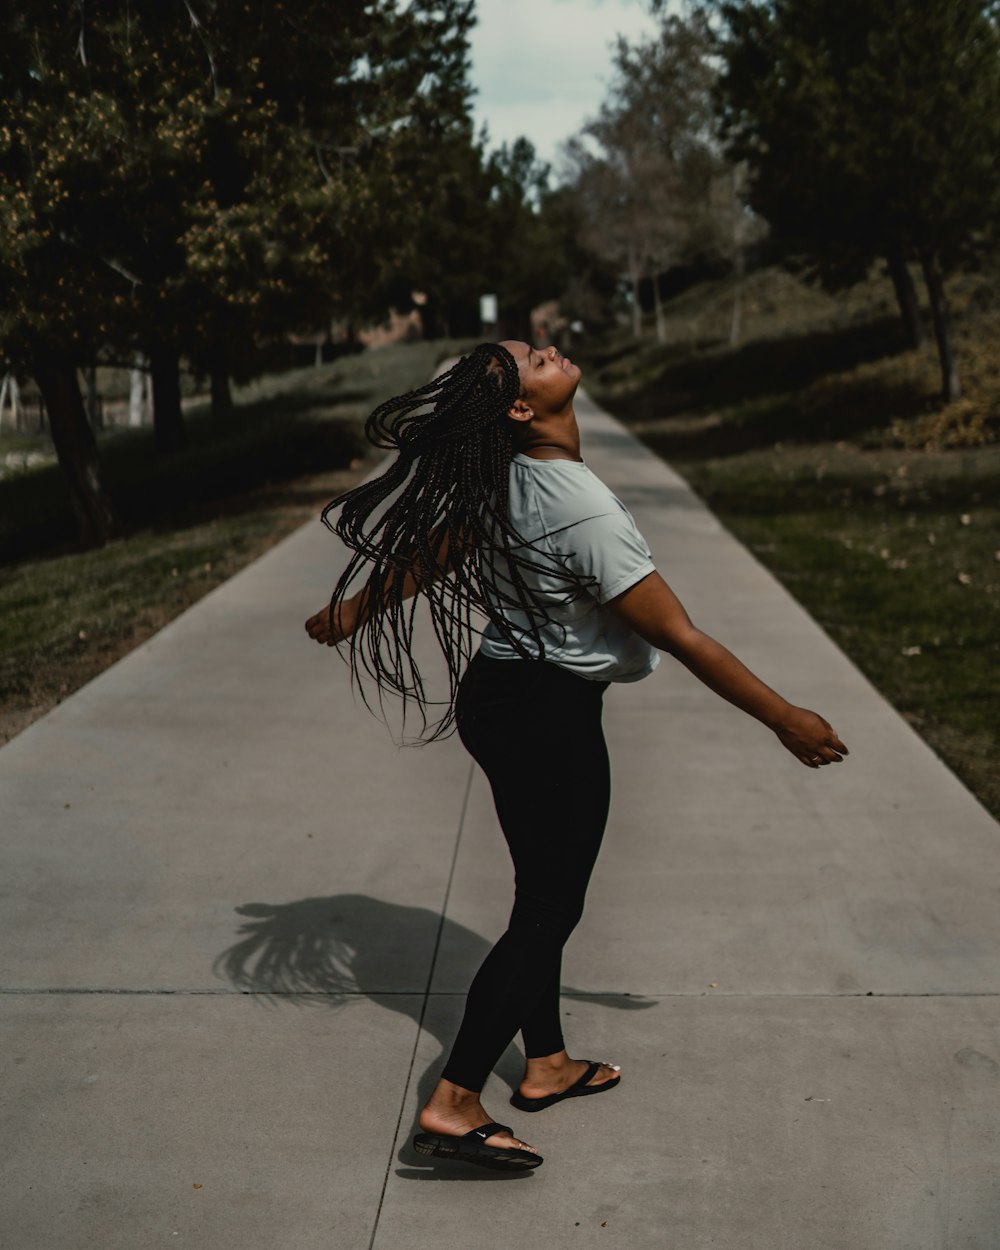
[501,340,581,415]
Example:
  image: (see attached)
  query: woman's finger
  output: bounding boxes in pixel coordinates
[803,746,844,766]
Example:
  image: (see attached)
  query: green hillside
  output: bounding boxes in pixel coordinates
[581,263,1000,817]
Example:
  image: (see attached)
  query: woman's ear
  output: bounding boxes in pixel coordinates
[507,397,534,424]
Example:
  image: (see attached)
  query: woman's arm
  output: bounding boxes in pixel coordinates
[305,522,455,646]
[606,571,849,769]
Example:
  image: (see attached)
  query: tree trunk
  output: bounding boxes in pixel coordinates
[0,373,14,433]
[417,302,442,340]
[31,349,118,549]
[628,243,643,339]
[149,342,186,453]
[210,361,233,418]
[12,373,23,431]
[128,354,147,427]
[729,248,745,348]
[85,362,101,431]
[886,246,922,349]
[652,273,667,344]
[918,246,960,402]
[729,164,747,348]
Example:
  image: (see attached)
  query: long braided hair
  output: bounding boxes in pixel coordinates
[321,343,597,743]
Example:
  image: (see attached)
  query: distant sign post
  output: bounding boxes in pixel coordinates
[479,294,498,331]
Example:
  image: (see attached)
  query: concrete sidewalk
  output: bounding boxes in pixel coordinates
[3,388,999,1249]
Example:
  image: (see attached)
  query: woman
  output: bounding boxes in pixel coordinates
[305,341,848,1172]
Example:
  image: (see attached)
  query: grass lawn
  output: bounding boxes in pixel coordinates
[581,264,999,818]
[5,284,998,820]
[0,339,473,743]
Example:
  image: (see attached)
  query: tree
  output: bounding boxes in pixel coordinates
[483,138,575,339]
[565,12,747,342]
[374,120,496,339]
[521,181,620,340]
[566,124,682,342]
[0,0,477,544]
[708,0,1000,399]
[0,16,125,545]
[375,128,604,343]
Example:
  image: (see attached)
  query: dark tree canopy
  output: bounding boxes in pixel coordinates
[708,0,1000,396]
[0,0,478,543]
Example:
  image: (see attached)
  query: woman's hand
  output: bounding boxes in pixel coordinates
[772,706,849,768]
[305,596,360,646]
[606,574,850,771]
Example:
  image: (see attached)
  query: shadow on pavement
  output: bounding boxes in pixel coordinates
[213,893,656,1181]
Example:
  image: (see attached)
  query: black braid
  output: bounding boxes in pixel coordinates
[321,343,598,744]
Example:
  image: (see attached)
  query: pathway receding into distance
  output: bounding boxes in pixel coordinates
[2,388,998,1249]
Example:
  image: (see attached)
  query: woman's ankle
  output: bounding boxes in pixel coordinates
[424,1077,482,1113]
[524,1049,572,1074]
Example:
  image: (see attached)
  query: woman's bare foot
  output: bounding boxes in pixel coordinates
[518,1050,621,1100]
[419,1079,539,1155]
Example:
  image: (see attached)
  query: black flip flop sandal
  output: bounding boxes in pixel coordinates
[413,1120,543,1170]
[509,1060,621,1113]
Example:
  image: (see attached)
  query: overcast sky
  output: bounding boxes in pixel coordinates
[469,0,663,174]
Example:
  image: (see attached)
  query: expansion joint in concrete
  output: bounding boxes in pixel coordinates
[367,760,476,1250]
[3,988,1000,998]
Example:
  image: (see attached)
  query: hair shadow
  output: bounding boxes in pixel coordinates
[214,892,655,1180]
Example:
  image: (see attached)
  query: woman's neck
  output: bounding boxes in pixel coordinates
[515,410,582,461]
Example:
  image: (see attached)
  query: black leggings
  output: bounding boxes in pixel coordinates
[441,650,612,1094]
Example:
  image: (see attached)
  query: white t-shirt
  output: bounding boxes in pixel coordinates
[478,453,660,682]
